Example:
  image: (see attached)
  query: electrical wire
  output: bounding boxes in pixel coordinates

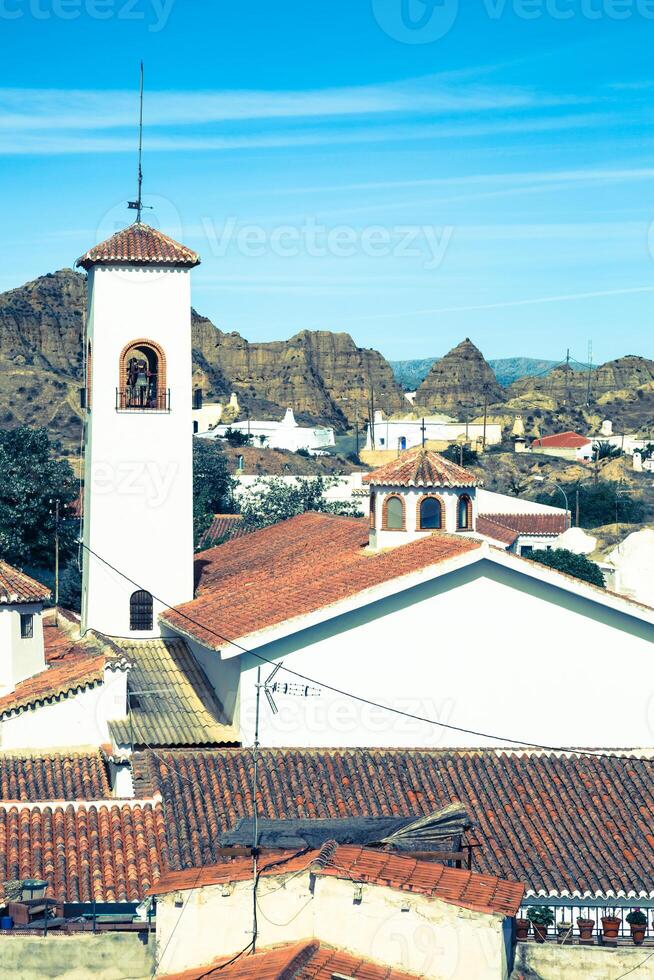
[80,540,654,767]
[612,950,654,979]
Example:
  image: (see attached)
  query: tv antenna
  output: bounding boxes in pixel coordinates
[128,62,152,223]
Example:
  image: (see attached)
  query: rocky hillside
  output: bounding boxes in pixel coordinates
[414,338,505,414]
[0,269,406,449]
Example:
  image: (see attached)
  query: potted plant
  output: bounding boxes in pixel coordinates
[527,906,555,943]
[626,909,648,945]
[557,918,574,945]
[601,909,622,942]
[515,917,530,941]
[577,916,595,943]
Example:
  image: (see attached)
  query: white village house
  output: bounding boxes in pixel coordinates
[203,406,335,452]
[364,410,502,453]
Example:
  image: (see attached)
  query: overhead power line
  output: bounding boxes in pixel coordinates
[79,540,654,766]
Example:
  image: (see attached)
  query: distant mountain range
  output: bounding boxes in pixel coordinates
[390,356,588,390]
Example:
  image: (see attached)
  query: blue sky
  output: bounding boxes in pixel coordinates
[2,1,654,362]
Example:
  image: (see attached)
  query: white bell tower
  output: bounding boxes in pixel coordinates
[78,223,199,638]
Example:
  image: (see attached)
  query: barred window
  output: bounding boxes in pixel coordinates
[20,613,34,639]
[130,590,153,631]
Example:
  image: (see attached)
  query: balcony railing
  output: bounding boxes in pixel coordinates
[518,902,654,943]
[116,388,170,412]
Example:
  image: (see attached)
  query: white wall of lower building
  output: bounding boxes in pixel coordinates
[365,417,502,451]
[0,604,45,694]
[477,490,566,517]
[155,871,509,979]
[231,559,654,749]
[0,665,128,751]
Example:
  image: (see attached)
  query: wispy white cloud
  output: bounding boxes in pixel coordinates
[0,75,586,134]
[343,286,654,321]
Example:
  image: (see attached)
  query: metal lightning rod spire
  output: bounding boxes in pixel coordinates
[128,62,152,223]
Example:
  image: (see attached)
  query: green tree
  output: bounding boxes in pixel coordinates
[0,427,78,572]
[223,427,253,447]
[240,475,362,531]
[193,440,236,548]
[529,548,605,588]
[593,440,621,461]
[442,444,478,467]
[535,480,645,528]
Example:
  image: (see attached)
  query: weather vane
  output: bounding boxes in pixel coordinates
[128,62,153,223]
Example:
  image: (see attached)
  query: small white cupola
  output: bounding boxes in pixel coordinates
[0,561,50,694]
[362,447,483,551]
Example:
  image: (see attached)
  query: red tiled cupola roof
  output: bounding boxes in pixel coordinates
[76,223,200,270]
[0,561,50,605]
[363,447,483,489]
[532,431,591,449]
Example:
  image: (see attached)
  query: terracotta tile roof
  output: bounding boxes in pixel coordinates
[150,842,523,917]
[362,447,483,488]
[161,941,421,980]
[108,639,237,749]
[138,748,654,898]
[198,514,250,549]
[532,431,591,449]
[0,801,166,902]
[0,752,110,801]
[0,651,106,718]
[481,513,568,536]
[476,516,519,547]
[162,512,480,649]
[76,223,200,269]
[0,561,50,604]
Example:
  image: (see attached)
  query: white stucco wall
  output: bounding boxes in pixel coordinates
[81,265,194,638]
[233,473,366,508]
[0,665,128,751]
[155,871,509,979]
[0,604,45,693]
[477,490,566,518]
[365,418,503,451]
[231,559,654,749]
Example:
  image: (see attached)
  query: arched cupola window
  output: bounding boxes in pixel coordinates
[383,494,406,531]
[130,590,153,631]
[118,339,168,411]
[418,495,443,531]
[457,494,473,531]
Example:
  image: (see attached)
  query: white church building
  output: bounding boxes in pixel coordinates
[0,220,652,763]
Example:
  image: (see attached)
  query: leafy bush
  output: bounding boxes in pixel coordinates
[239,475,362,531]
[627,909,648,926]
[535,480,645,529]
[527,907,555,926]
[529,548,605,588]
[442,443,478,467]
[222,427,253,447]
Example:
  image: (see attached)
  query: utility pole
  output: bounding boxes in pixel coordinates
[564,348,571,407]
[482,385,489,451]
[575,488,580,528]
[368,374,376,451]
[420,417,426,448]
[354,402,359,459]
[586,340,593,406]
[50,498,60,621]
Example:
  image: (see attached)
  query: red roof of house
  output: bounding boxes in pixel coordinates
[150,841,524,917]
[0,561,50,605]
[198,514,249,550]
[0,651,107,718]
[160,940,421,980]
[0,801,166,902]
[137,747,654,898]
[0,752,110,802]
[480,513,568,537]
[532,431,591,449]
[476,516,519,547]
[162,512,480,649]
[76,223,200,269]
[363,447,483,488]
